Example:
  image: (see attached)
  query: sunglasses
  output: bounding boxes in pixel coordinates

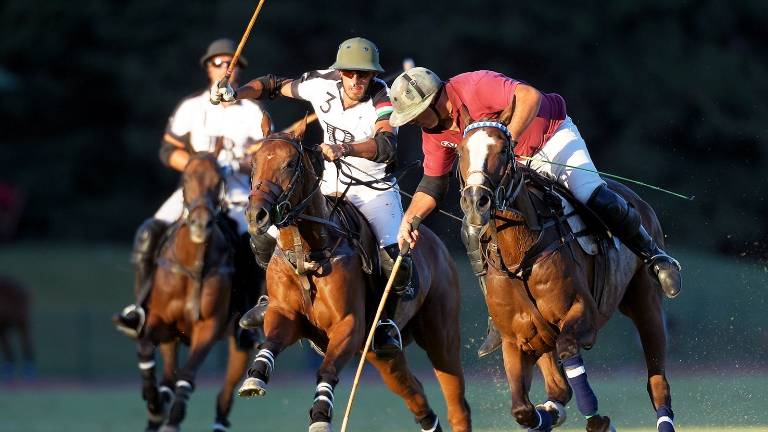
[340,70,375,79]
[209,58,235,68]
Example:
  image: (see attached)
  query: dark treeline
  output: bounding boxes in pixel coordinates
[1,0,766,257]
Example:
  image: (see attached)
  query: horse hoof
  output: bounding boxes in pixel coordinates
[586,415,614,432]
[238,377,267,398]
[536,400,567,428]
[159,425,180,432]
[308,421,332,432]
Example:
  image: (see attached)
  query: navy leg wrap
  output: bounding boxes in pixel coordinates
[309,380,335,423]
[656,405,675,432]
[532,406,554,431]
[562,355,598,418]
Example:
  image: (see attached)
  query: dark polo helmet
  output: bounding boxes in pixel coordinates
[200,38,248,68]
[329,37,384,73]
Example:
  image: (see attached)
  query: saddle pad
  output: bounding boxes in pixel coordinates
[560,197,620,255]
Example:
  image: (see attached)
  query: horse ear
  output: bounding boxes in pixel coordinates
[290,112,311,141]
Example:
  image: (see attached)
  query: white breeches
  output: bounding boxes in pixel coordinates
[154,173,250,234]
[265,179,404,247]
[526,116,605,204]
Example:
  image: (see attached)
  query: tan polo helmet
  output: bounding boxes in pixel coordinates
[389,67,442,127]
[329,37,384,73]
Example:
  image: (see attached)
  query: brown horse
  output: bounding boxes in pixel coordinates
[238,134,471,432]
[457,122,675,432]
[0,275,34,380]
[137,152,253,432]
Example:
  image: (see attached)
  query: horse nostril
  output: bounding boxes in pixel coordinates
[256,208,270,226]
[477,194,491,210]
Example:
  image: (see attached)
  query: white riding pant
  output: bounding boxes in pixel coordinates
[265,178,404,248]
[154,173,250,234]
[526,116,605,204]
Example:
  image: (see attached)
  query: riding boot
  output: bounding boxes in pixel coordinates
[462,220,503,358]
[249,232,277,271]
[113,218,169,338]
[379,243,414,295]
[588,184,682,298]
[370,243,412,358]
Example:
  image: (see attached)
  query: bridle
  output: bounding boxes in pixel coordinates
[249,136,322,228]
[181,162,225,225]
[459,120,519,209]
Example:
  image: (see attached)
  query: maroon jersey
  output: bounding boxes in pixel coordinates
[422,70,566,176]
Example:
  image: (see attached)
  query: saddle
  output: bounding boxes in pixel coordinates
[484,167,621,313]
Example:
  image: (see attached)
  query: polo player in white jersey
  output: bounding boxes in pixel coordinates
[113,39,272,338]
[211,37,409,355]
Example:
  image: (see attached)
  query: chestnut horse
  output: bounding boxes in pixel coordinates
[136,153,253,432]
[458,122,675,432]
[238,134,471,432]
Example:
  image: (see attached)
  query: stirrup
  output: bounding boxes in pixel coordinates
[371,319,402,356]
[113,304,145,339]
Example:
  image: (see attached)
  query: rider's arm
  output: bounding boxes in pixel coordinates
[236,75,295,100]
[398,191,438,250]
[160,133,191,172]
[502,83,541,140]
[344,118,396,162]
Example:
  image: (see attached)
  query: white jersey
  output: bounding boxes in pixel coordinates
[166,90,268,168]
[291,69,395,190]
[155,91,270,234]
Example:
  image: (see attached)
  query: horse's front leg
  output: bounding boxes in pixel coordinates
[308,312,364,432]
[556,303,614,432]
[164,318,221,431]
[238,304,302,397]
[535,351,571,428]
[137,337,166,432]
[502,341,555,431]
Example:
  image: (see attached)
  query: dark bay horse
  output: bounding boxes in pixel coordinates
[457,122,675,432]
[239,134,471,432]
[137,153,253,432]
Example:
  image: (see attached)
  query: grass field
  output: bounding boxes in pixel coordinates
[1,242,767,430]
[1,371,767,431]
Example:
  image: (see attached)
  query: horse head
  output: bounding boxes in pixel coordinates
[457,120,516,226]
[246,134,323,235]
[181,152,223,244]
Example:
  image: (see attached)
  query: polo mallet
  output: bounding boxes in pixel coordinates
[219,0,267,88]
[339,216,422,432]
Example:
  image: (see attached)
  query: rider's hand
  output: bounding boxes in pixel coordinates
[210,79,237,105]
[319,143,345,161]
[397,216,420,251]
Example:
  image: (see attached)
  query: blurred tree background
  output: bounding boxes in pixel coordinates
[1,0,766,259]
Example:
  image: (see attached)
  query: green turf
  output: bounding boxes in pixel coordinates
[1,372,766,431]
[1,242,767,430]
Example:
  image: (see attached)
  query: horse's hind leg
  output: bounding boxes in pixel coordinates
[620,272,675,432]
[412,311,471,431]
[365,351,445,431]
[213,334,251,431]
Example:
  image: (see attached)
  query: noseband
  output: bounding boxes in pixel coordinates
[460,121,517,207]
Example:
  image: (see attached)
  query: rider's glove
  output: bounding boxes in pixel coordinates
[210,79,237,105]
